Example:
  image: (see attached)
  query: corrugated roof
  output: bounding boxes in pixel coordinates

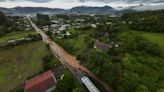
[24,70,56,92]
[94,40,109,51]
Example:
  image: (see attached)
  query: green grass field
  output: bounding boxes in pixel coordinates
[0,31,36,42]
[0,41,49,92]
[141,32,164,51]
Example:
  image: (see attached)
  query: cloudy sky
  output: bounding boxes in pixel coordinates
[0,0,164,9]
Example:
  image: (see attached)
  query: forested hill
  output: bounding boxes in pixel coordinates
[122,10,164,32]
[0,11,8,37]
[0,11,7,25]
[0,6,116,15]
[0,11,22,37]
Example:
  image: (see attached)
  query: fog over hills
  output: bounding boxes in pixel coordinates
[0,0,164,16]
[2,0,163,3]
[0,6,118,16]
[0,0,164,9]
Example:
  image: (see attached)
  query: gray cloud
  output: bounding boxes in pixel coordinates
[27,0,53,2]
[0,0,52,2]
[0,0,164,9]
[0,0,164,3]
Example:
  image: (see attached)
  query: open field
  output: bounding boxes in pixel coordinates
[136,32,164,51]
[0,31,36,42]
[0,41,49,92]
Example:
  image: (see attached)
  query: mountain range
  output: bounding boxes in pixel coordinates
[0,4,164,16]
[0,6,117,15]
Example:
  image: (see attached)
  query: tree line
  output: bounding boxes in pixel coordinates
[122,10,164,32]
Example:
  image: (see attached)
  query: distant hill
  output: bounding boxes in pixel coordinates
[0,6,117,16]
[0,7,66,16]
[70,6,116,15]
[124,3,164,11]
[0,4,164,16]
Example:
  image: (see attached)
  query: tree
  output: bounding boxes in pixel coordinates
[53,71,76,92]
[135,85,150,92]
[36,13,50,26]
[0,11,7,25]
[72,88,84,92]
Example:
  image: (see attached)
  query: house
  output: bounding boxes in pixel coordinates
[65,31,71,36]
[18,38,25,41]
[94,40,112,51]
[122,21,126,24]
[24,70,57,92]
[91,24,97,28]
[50,24,60,32]
[43,25,49,32]
[58,25,68,31]
[106,22,112,25]
[51,20,60,24]
[25,38,32,41]
[0,42,8,47]
[128,21,133,24]
[7,39,16,43]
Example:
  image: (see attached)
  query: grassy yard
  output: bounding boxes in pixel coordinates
[0,41,50,92]
[138,32,164,51]
[0,31,36,42]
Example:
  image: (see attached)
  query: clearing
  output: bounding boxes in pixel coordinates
[136,32,164,51]
[0,41,49,92]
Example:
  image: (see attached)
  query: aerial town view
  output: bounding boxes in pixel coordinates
[0,0,164,92]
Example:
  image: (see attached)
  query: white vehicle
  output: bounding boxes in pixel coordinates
[81,76,100,92]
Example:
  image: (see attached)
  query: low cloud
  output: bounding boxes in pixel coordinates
[0,0,163,8]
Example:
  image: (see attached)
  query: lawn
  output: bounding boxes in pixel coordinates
[0,41,49,92]
[140,32,164,51]
[0,31,36,42]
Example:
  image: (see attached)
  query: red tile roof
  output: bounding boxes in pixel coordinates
[24,70,56,92]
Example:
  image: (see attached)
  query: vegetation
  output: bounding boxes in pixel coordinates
[0,31,36,42]
[141,32,164,50]
[0,41,48,92]
[116,32,164,92]
[122,10,164,32]
[0,11,7,25]
[36,13,50,26]
[54,34,87,55]
[42,50,61,71]
[51,13,164,92]
[0,11,8,36]
[0,12,27,36]
[53,71,84,92]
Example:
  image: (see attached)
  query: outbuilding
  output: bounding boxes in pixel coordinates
[24,70,57,92]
